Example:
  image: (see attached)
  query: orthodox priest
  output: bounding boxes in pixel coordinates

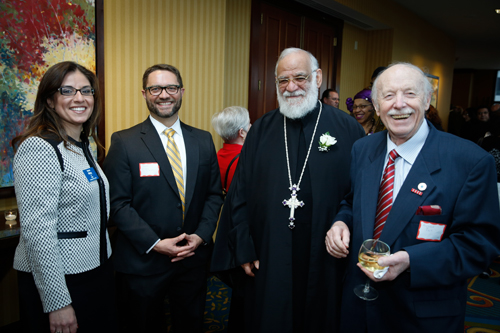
[212,47,364,332]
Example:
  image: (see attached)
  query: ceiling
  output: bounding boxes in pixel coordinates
[391,0,500,70]
[297,0,500,70]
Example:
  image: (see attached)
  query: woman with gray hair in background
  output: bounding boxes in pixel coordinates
[212,106,251,193]
[211,105,250,332]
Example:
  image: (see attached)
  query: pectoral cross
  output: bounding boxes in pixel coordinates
[283,184,304,230]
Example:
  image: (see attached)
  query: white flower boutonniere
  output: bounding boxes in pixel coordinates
[318,132,337,152]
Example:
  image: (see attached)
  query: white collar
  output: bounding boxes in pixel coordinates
[386,120,429,165]
[149,115,183,137]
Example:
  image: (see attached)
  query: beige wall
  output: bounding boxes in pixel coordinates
[0,0,455,209]
[337,0,455,129]
[103,0,250,150]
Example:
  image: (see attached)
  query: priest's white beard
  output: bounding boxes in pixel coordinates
[277,77,319,120]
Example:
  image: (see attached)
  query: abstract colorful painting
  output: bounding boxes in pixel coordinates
[0,0,96,189]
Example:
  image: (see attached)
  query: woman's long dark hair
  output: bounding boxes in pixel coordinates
[12,61,103,158]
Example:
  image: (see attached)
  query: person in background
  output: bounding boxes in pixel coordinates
[326,63,500,333]
[477,106,490,123]
[462,106,492,144]
[211,105,251,332]
[11,61,116,333]
[212,106,251,192]
[346,89,385,135]
[425,105,444,131]
[447,105,464,136]
[212,47,364,332]
[490,103,500,122]
[462,107,472,122]
[321,89,340,108]
[367,66,387,89]
[103,64,223,333]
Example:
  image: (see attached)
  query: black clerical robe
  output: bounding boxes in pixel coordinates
[212,102,364,332]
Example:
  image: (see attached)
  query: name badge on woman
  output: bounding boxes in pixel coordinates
[83,167,99,182]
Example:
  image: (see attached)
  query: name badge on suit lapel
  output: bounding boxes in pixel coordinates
[83,167,99,182]
[139,162,160,177]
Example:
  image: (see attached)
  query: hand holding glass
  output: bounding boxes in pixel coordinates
[354,239,390,301]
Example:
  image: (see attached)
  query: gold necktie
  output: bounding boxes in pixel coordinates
[165,128,185,219]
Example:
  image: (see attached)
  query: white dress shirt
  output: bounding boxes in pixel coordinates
[147,115,188,253]
[149,115,187,187]
[383,121,430,202]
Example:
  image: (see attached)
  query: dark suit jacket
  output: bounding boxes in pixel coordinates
[335,121,500,333]
[103,117,223,275]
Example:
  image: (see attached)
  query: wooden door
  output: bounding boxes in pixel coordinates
[248,1,341,121]
[303,18,338,99]
[248,3,301,121]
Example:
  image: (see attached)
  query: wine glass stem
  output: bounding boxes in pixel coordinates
[363,279,371,294]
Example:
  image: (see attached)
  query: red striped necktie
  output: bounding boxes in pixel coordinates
[373,149,400,239]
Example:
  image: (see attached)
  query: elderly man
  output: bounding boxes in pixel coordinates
[212,48,364,332]
[321,88,340,108]
[104,64,223,332]
[326,63,500,332]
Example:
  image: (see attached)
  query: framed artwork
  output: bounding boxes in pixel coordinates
[0,0,104,198]
[426,73,439,108]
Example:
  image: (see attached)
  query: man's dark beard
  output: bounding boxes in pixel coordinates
[147,97,182,119]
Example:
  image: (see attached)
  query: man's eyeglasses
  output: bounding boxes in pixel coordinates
[276,69,317,88]
[146,85,181,96]
[58,86,94,96]
[352,104,372,111]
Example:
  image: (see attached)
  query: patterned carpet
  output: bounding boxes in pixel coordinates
[163,259,500,333]
[465,258,500,333]
[164,275,231,332]
[202,276,231,332]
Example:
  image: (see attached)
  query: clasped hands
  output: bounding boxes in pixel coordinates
[325,221,410,282]
[153,233,203,262]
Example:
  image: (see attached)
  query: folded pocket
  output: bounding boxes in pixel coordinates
[57,231,88,239]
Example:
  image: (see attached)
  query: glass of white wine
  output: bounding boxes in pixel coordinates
[354,238,390,301]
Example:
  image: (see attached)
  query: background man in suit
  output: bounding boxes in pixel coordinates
[326,63,500,332]
[103,64,223,332]
[321,88,340,108]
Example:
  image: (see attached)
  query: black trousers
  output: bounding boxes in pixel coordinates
[116,264,207,333]
[17,259,117,333]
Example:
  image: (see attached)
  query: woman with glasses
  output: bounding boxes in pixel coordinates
[11,62,116,333]
[346,89,385,135]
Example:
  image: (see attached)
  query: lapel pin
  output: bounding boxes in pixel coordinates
[411,188,423,196]
[417,182,427,191]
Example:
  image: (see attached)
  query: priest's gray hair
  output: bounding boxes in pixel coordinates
[275,48,319,76]
[371,62,433,108]
[212,106,251,143]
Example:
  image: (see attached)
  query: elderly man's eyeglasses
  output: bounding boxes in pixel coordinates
[276,69,317,88]
[146,85,181,96]
[58,86,94,96]
[352,104,372,111]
